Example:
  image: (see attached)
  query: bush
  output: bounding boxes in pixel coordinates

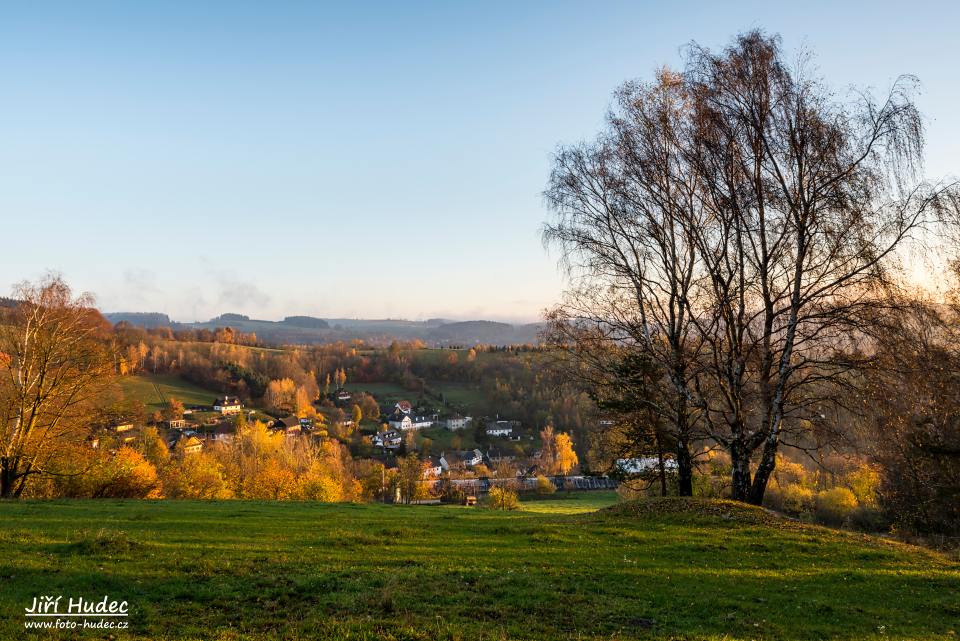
[535,475,556,495]
[848,505,894,533]
[844,464,881,507]
[779,483,815,516]
[815,487,858,526]
[436,480,466,504]
[487,486,520,510]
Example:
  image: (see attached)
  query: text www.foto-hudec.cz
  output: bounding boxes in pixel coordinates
[24,595,129,630]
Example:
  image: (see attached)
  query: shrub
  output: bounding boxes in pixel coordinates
[844,464,881,507]
[535,475,556,495]
[779,483,815,516]
[487,486,520,510]
[815,487,858,526]
[848,505,894,533]
[437,480,466,504]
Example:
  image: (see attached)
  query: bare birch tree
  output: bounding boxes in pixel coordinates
[0,275,114,498]
[544,70,704,494]
[684,31,958,503]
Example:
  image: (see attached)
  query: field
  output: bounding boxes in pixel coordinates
[117,374,224,410]
[1,495,957,640]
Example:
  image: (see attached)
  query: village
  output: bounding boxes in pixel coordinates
[99,383,618,501]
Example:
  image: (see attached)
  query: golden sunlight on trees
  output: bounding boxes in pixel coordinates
[0,275,115,498]
[538,426,578,475]
[554,432,579,475]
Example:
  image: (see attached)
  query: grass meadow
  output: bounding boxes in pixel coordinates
[117,375,224,410]
[1,494,957,640]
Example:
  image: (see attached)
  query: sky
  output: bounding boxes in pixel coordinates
[1,1,957,323]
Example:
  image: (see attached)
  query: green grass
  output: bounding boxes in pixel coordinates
[118,374,224,410]
[2,497,956,641]
[345,382,416,405]
[427,380,488,412]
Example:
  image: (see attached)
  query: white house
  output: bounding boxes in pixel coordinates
[388,409,434,430]
[485,420,514,437]
[387,412,413,431]
[409,414,435,429]
[445,415,470,430]
[213,396,242,415]
[422,457,443,478]
[460,449,484,467]
[373,430,403,449]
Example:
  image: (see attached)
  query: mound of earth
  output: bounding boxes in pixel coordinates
[601,497,786,526]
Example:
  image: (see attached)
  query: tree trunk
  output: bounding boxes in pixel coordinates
[674,398,693,496]
[730,440,752,502]
[655,433,668,497]
[749,436,778,505]
[0,461,15,499]
[676,437,693,497]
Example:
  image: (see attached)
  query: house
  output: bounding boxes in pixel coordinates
[179,436,204,454]
[395,400,412,415]
[485,420,514,437]
[459,449,484,468]
[445,414,470,430]
[409,414,435,429]
[422,457,443,478]
[336,389,352,402]
[387,410,413,431]
[616,457,679,475]
[486,449,517,465]
[169,431,204,454]
[373,429,403,450]
[167,419,187,429]
[113,423,135,433]
[213,396,243,415]
[273,415,302,436]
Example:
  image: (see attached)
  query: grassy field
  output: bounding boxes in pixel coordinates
[117,374,224,410]
[1,495,957,640]
[346,382,416,405]
[426,380,488,412]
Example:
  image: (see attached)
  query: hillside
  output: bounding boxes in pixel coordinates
[1,496,955,640]
[104,312,544,346]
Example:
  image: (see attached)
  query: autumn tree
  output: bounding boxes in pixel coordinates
[265,378,297,414]
[0,275,115,498]
[164,397,185,422]
[544,68,704,495]
[544,30,959,505]
[554,432,579,475]
[396,453,422,504]
[681,32,957,503]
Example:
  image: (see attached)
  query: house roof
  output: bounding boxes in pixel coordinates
[276,415,301,429]
[215,396,241,405]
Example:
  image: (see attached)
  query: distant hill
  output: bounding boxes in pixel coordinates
[427,320,543,345]
[281,316,330,329]
[104,312,172,328]
[212,313,250,322]
[103,311,543,346]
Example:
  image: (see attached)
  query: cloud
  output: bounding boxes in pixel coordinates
[207,268,271,310]
[217,280,270,308]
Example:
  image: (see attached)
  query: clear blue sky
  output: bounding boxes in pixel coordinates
[1,1,957,322]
